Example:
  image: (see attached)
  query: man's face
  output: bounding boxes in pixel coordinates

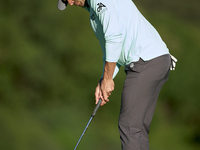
[67,0,86,7]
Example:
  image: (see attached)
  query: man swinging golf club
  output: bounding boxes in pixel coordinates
[57,0,177,149]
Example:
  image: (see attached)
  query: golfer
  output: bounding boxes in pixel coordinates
[57,0,177,149]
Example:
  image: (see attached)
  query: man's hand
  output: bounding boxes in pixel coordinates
[100,78,114,102]
[95,82,106,106]
[95,61,116,106]
[95,79,115,106]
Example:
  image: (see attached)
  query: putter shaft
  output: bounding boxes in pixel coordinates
[74,99,102,150]
[74,117,92,150]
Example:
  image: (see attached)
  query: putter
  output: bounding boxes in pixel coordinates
[74,98,102,150]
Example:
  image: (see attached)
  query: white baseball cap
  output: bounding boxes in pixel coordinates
[57,0,68,10]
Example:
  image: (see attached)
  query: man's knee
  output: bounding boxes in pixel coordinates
[118,120,142,135]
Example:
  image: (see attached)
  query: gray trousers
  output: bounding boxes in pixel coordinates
[118,54,171,150]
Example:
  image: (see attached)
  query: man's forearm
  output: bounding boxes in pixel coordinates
[99,61,116,103]
[103,61,117,80]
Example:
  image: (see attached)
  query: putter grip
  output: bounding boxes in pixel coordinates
[91,99,102,117]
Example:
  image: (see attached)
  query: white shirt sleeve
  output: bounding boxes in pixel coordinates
[91,0,123,62]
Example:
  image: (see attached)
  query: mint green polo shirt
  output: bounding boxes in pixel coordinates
[85,0,169,78]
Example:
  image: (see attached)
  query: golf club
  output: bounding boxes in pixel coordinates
[74,98,102,150]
